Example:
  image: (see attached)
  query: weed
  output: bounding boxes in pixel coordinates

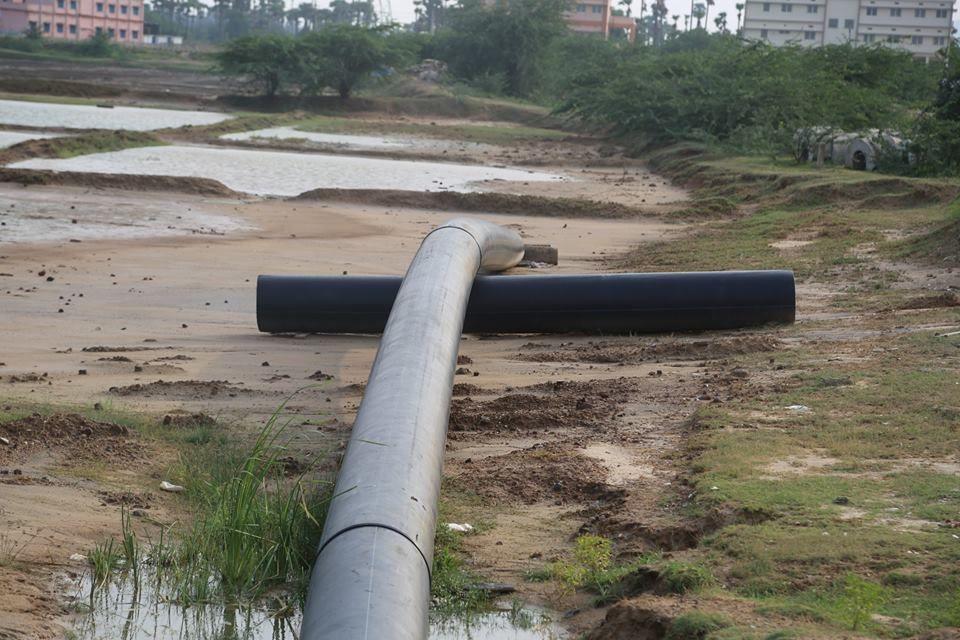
[666,611,731,639]
[838,573,887,631]
[660,561,714,594]
[87,538,122,589]
[0,532,34,567]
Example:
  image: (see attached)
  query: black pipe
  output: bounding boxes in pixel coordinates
[257,271,795,335]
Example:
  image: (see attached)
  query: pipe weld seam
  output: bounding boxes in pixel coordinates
[316,522,433,584]
[423,223,484,263]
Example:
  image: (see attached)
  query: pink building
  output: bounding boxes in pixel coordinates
[0,0,144,43]
[566,0,637,41]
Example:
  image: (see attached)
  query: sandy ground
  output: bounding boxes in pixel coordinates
[0,176,687,638]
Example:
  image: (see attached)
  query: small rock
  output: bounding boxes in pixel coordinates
[261,361,270,367]
[833,496,850,505]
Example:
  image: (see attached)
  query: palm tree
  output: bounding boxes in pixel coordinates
[619,0,633,17]
[714,10,726,32]
[735,2,744,34]
[692,2,705,29]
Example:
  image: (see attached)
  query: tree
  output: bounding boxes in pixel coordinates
[735,2,744,34]
[692,2,705,29]
[714,10,726,33]
[619,0,633,17]
[295,25,393,98]
[216,34,295,96]
[435,0,569,96]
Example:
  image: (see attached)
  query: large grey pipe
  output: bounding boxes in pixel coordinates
[301,218,524,640]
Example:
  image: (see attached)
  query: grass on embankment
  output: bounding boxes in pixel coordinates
[293,114,569,146]
[0,130,162,165]
[601,146,960,637]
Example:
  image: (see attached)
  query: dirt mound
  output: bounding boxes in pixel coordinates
[898,217,960,267]
[161,412,217,428]
[0,77,121,98]
[452,383,491,397]
[449,377,636,434]
[0,168,238,197]
[0,413,138,464]
[108,380,250,398]
[586,602,672,640]
[294,188,647,219]
[455,443,620,505]
[82,345,167,353]
[896,292,960,311]
[518,336,782,365]
[98,490,154,509]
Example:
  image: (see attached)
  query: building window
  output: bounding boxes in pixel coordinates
[120,4,127,13]
[69,23,76,33]
[935,8,948,17]
[95,26,102,34]
[915,8,926,16]
[934,35,947,44]
[828,17,838,26]
[591,5,602,13]
[865,7,877,15]
[42,22,50,32]
[120,28,126,37]
[911,35,923,43]
[862,33,875,42]
[844,18,854,28]
[107,27,114,36]
[890,7,901,15]
[781,3,792,11]
[887,34,900,42]
[108,3,115,12]
[56,0,63,7]
[95,2,103,11]
[132,30,138,38]
[575,3,586,10]
[69,0,75,8]
[807,4,818,12]
[56,22,63,32]
[760,28,769,38]
[804,30,816,39]
[762,2,771,10]
[132,5,139,14]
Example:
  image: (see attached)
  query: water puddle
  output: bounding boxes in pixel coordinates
[12,145,565,197]
[0,129,62,148]
[222,127,493,154]
[0,189,251,244]
[66,570,564,640]
[0,99,230,131]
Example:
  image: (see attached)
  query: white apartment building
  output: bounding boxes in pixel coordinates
[742,0,955,60]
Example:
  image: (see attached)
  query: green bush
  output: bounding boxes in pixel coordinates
[666,611,731,639]
[660,561,714,594]
[838,573,888,631]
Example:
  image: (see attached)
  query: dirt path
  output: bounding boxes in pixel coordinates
[0,176,690,638]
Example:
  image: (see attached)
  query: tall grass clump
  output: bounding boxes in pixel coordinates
[85,406,332,609]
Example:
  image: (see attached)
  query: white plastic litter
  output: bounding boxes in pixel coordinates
[446,523,474,533]
[69,553,87,562]
[0,436,10,445]
[159,480,185,493]
[786,404,810,412]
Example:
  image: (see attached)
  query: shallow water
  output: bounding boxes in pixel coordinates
[221,127,493,154]
[0,129,62,148]
[0,190,251,244]
[0,99,230,131]
[13,145,565,197]
[68,570,564,640]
